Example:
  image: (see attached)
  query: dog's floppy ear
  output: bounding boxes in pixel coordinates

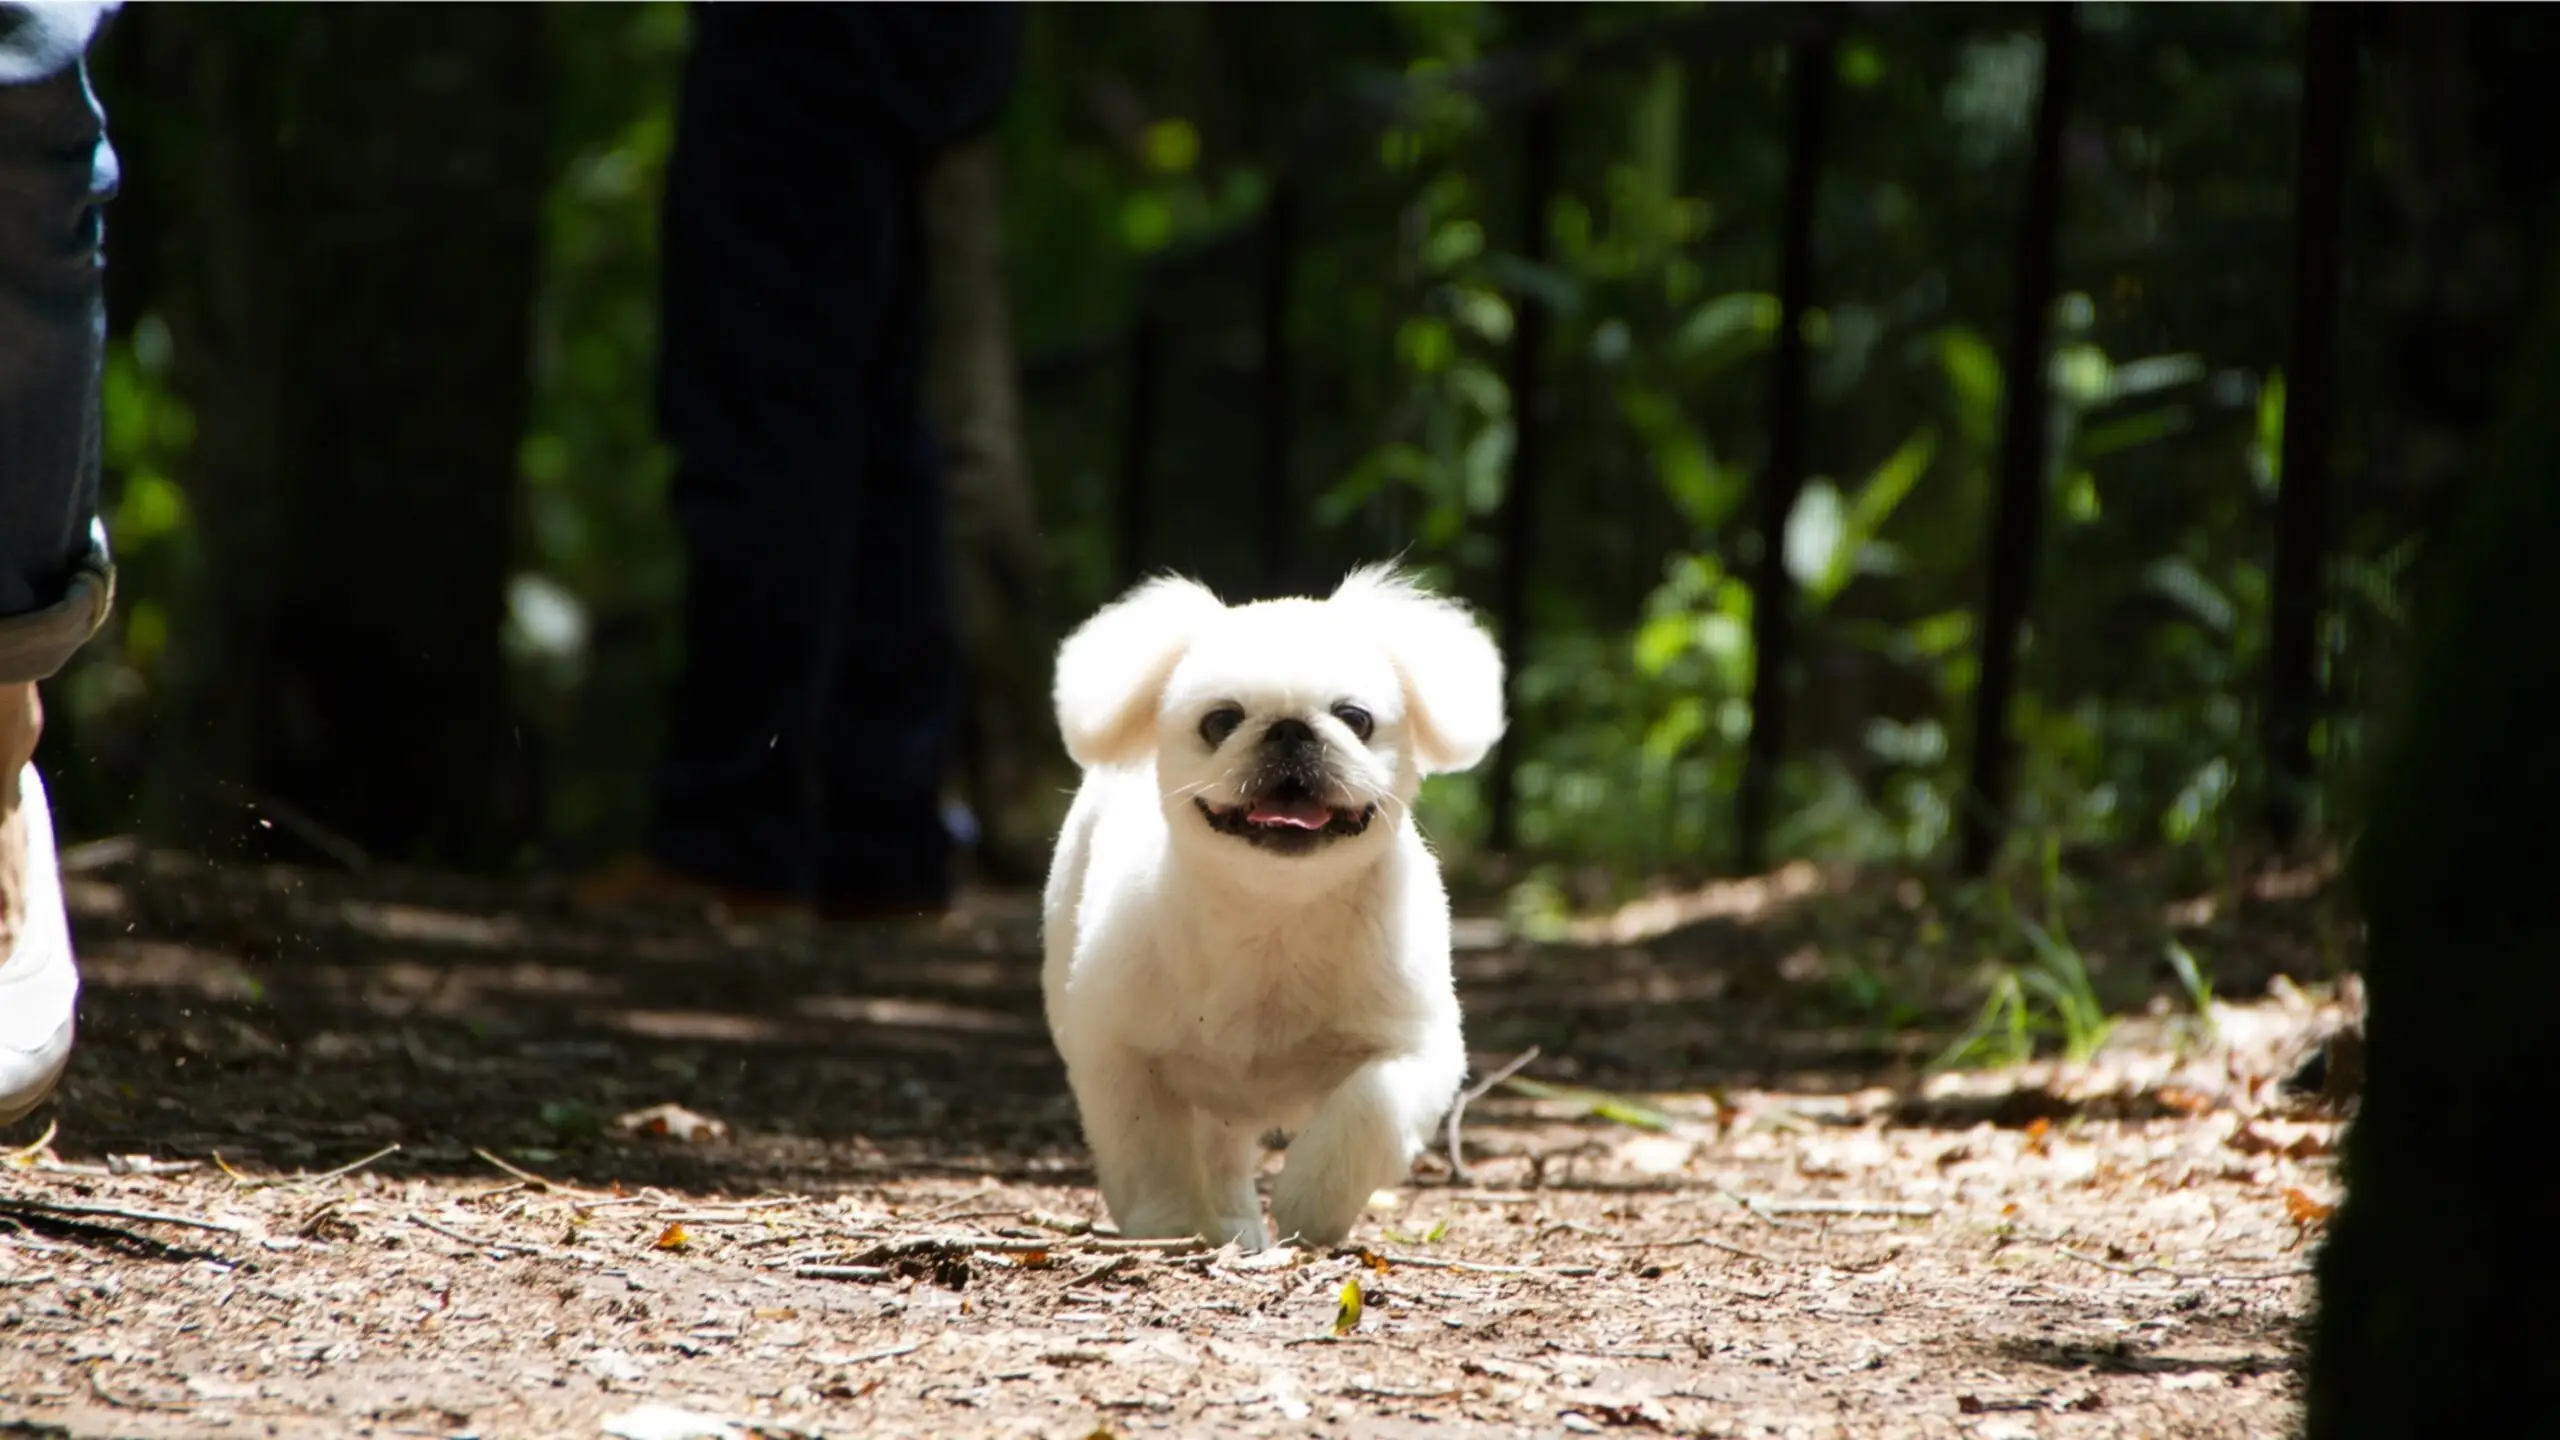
[1053,574,1228,767]
[1332,564,1507,774]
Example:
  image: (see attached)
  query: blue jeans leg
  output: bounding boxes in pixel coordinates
[0,1,116,670]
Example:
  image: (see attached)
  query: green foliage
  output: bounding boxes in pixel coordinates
[54,3,2406,936]
[1932,850,2118,1070]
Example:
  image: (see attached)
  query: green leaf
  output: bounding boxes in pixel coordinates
[1939,329,2003,442]
[1119,191,1173,252]
[1501,1077,1676,1132]
[2253,370,2286,498]
[1141,118,1199,175]
[2142,555,2235,634]
[1670,292,1779,374]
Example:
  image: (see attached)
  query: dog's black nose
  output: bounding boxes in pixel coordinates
[1261,717,1316,750]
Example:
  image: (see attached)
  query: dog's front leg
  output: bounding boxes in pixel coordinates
[1070,1051,1214,1240]
[1194,1112,1273,1251]
[1269,1049,1465,1248]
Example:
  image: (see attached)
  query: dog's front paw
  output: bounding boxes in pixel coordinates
[1268,1169,1372,1250]
[1210,1211,1273,1252]
[1110,1199,1210,1242]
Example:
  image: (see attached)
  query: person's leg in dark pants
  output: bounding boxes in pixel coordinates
[0,1,119,1125]
[643,4,1018,916]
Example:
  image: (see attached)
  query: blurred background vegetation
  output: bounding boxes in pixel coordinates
[54,2,2422,939]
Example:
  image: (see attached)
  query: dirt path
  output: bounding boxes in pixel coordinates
[1,851,2350,1438]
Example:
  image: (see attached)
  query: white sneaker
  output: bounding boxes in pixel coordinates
[0,764,77,1128]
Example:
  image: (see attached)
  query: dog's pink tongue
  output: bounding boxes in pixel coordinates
[1247,798,1334,830]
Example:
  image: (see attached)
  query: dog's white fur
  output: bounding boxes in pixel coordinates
[1041,564,1505,1249]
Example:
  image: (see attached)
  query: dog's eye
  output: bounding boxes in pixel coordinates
[1331,703,1375,742]
[1199,705,1246,747]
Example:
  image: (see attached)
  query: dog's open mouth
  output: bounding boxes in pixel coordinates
[1195,788,1378,853]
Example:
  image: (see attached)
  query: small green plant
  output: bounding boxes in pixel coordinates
[2163,938,2219,1047]
[1931,890,2117,1071]
[1933,967,2038,1071]
[2016,919,2116,1063]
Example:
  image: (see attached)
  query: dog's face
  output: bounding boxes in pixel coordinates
[1052,566,1507,871]
[1157,601,1408,860]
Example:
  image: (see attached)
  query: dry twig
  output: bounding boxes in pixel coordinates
[0,1196,244,1236]
[796,1264,893,1282]
[219,1143,402,1191]
[1443,1046,1542,1185]
[1745,1196,1937,1219]
[2052,1244,2312,1285]
[474,1147,609,1198]
[1603,1234,1793,1265]
[85,1363,193,1412]
[1371,1250,1597,1278]
[406,1212,529,1256]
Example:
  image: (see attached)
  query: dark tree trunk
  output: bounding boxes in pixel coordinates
[1256,179,1299,600]
[2262,4,2358,845]
[1115,285,1161,594]
[924,134,1049,885]
[2306,9,2560,1432]
[1485,88,1557,857]
[2303,237,2560,1438]
[1958,2,2076,878]
[1736,38,1831,876]
[135,6,550,868]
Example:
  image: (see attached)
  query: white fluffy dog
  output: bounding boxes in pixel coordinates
[1040,564,1506,1250]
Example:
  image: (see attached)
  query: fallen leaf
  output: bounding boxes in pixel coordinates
[585,1348,649,1385]
[2229,1122,2332,1160]
[601,1405,748,1440]
[1503,1077,1676,1132]
[1007,1249,1052,1269]
[2151,1084,2216,1117]
[1334,1278,1364,1336]
[1578,1398,1672,1429]
[654,1222,691,1252]
[1355,1248,1390,1274]
[2284,1188,2336,1228]
[816,1377,881,1401]
[1617,1134,1699,1176]
[2023,1118,2053,1156]
[615,1103,732,1144]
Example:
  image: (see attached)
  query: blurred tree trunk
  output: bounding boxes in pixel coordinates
[923,134,1051,884]
[128,5,549,867]
[2260,4,2356,844]
[2303,238,2560,1438]
[1958,2,2075,878]
[2304,8,2560,1433]
[1736,38,1830,876]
